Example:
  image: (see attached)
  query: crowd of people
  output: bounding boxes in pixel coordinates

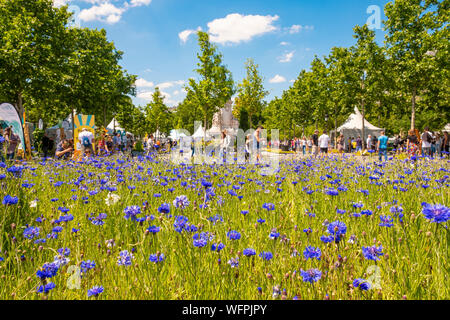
[281,127,450,161]
[0,123,449,163]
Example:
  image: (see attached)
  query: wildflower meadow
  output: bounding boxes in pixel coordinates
[0,154,448,300]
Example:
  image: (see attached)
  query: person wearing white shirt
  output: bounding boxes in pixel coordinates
[318,130,330,155]
[78,128,94,157]
[421,127,433,157]
[366,135,372,151]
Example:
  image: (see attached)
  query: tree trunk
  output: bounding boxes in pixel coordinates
[334,105,338,149]
[361,100,366,150]
[411,86,416,131]
[17,92,24,121]
[103,106,107,127]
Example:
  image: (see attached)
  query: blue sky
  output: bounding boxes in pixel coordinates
[54,0,390,107]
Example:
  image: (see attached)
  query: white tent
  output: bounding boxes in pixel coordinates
[192,125,211,140]
[169,129,188,140]
[443,124,450,132]
[333,107,384,142]
[107,118,124,133]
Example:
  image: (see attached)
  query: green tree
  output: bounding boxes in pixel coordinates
[384,0,445,130]
[185,31,234,139]
[237,59,268,128]
[0,0,72,118]
[145,87,173,136]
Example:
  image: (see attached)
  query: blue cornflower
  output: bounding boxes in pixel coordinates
[147,225,160,234]
[259,251,273,261]
[36,262,59,279]
[325,188,339,196]
[421,203,450,224]
[201,179,213,188]
[257,218,266,224]
[300,269,322,283]
[149,253,165,263]
[227,230,241,240]
[80,260,96,273]
[57,248,71,257]
[243,248,256,257]
[52,226,63,233]
[193,238,207,247]
[303,246,321,260]
[362,245,384,261]
[173,195,189,209]
[124,205,141,220]
[37,282,56,294]
[211,243,225,252]
[227,257,239,268]
[23,226,40,240]
[241,210,249,216]
[58,207,70,213]
[262,203,275,211]
[379,215,394,227]
[353,278,371,291]
[269,229,280,240]
[157,203,171,214]
[327,220,347,242]
[2,195,18,206]
[87,286,104,297]
[117,250,134,266]
[59,214,74,222]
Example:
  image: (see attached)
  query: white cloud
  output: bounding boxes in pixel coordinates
[135,78,154,88]
[179,27,202,44]
[278,51,295,63]
[137,91,153,100]
[53,0,69,7]
[289,79,295,83]
[130,0,152,7]
[78,0,153,24]
[207,13,279,45]
[156,80,185,90]
[280,41,290,46]
[287,24,314,34]
[269,75,286,83]
[79,3,125,24]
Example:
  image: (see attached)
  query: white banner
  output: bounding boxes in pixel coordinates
[0,103,25,150]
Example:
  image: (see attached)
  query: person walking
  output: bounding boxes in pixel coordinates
[356,136,362,153]
[0,128,5,163]
[307,137,313,154]
[377,131,388,162]
[421,127,433,157]
[5,127,20,161]
[442,131,449,157]
[301,136,307,156]
[366,135,372,152]
[312,130,319,158]
[318,130,330,156]
[253,126,262,163]
[406,129,419,159]
[337,134,345,154]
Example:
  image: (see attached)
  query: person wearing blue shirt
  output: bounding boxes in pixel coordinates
[377,131,389,162]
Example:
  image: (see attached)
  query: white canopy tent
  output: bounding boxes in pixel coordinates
[192,125,212,140]
[332,107,384,142]
[443,124,450,132]
[169,129,188,140]
[107,118,125,133]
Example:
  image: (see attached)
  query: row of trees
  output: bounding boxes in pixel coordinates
[263,0,448,141]
[1,0,447,140]
[170,0,448,141]
[0,0,136,128]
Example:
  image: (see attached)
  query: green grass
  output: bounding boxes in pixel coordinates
[0,155,448,300]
